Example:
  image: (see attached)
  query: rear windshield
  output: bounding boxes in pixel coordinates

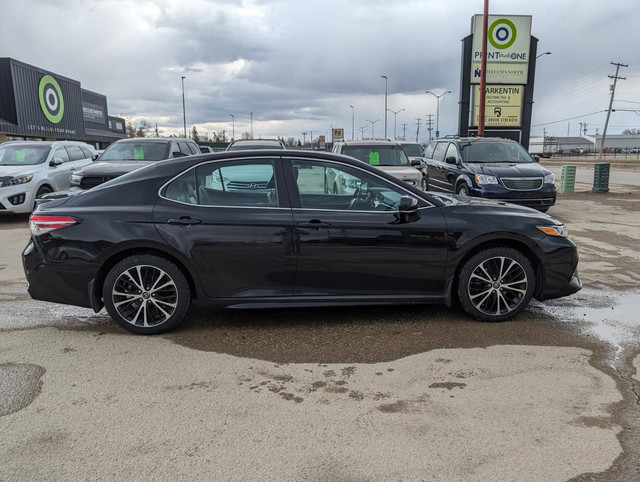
[401,144,424,157]
[0,145,51,165]
[100,142,169,161]
[341,145,410,166]
[462,141,534,164]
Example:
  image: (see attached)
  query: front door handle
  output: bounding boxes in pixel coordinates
[167,217,203,226]
[297,220,332,230]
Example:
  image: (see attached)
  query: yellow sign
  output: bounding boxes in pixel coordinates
[472,85,523,127]
[332,128,344,141]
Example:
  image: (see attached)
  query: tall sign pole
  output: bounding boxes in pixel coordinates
[477,0,489,137]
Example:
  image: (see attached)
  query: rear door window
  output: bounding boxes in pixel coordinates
[65,145,86,161]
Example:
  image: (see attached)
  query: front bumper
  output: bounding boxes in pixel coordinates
[470,185,557,209]
[0,183,37,214]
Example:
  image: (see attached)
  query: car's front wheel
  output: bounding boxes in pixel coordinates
[457,247,535,322]
[456,183,470,197]
[103,254,191,334]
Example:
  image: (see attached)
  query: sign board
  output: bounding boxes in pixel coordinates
[470,15,531,84]
[472,84,523,127]
[82,102,105,124]
[332,128,344,142]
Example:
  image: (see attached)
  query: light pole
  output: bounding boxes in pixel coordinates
[349,105,355,140]
[381,75,388,139]
[426,90,451,138]
[181,76,187,138]
[250,112,253,139]
[387,108,405,140]
[229,114,235,141]
[358,125,366,140]
[536,51,551,59]
[366,119,380,140]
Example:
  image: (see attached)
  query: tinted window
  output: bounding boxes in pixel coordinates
[292,160,404,212]
[100,141,169,161]
[178,142,192,156]
[432,142,448,161]
[164,160,278,207]
[53,147,70,163]
[461,141,534,164]
[0,145,51,166]
[340,145,409,166]
[65,145,86,161]
[424,142,437,159]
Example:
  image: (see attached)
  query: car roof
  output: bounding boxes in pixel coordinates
[0,140,92,147]
[337,140,400,147]
[114,137,191,144]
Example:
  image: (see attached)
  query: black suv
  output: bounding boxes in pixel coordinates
[423,137,556,212]
[70,137,201,190]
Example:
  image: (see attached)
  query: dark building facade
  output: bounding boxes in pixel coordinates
[0,58,126,148]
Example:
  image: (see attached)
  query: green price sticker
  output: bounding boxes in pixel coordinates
[16,150,25,163]
[369,151,380,165]
[133,147,145,160]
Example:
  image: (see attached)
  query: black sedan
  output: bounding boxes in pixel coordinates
[23,150,581,334]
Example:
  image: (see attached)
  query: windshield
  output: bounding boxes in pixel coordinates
[341,145,410,166]
[462,141,534,164]
[0,145,51,166]
[401,144,424,157]
[99,142,168,161]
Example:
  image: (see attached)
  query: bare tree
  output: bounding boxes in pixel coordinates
[241,132,252,140]
[622,128,640,135]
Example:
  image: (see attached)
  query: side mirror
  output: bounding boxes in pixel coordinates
[445,156,458,165]
[91,154,100,161]
[532,155,540,163]
[410,159,421,167]
[172,151,187,158]
[49,158,63,167]
[399,195,419,213]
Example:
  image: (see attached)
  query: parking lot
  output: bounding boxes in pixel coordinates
[1,168,639,481]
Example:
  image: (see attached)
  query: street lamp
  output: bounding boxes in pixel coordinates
[426,90,451,138]
[366,119,380,139]
[229,114,235,141]
[536,51,551,59]
[349,105,355,140]
[358,125,366,140]
[381,75,388,139]
[387,108,405,140]
[250,112,253,139]
[181,76,187,138]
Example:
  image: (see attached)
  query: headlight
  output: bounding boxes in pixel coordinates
[70,174,82,185]
[475,174,498,185]
[544,173,555,184]
[537,225,568,237]
[0,175,33,187]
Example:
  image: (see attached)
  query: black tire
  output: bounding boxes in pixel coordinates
[33,186,52,211]
[456,183,470,197]
[457,247,535,322]
[103,254,191,334]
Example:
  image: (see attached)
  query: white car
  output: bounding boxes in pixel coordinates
[332,140,425,190]
[0,140,95,214]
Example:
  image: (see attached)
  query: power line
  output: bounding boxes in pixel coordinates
[531,110,607,128]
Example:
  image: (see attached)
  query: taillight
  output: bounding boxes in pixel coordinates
[29,215,78,236]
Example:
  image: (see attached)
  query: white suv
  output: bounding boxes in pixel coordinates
[0,140,96,214]
[332,140,424,190]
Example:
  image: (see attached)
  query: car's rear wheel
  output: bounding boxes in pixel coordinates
[103,254,190,334]
[456,183,470,197]
[457,247,535,322]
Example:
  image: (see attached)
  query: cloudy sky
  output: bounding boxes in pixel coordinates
[2,0,639,142]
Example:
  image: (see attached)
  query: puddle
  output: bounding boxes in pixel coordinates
[539,289,640,359]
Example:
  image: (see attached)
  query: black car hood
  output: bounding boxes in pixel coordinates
[75,160,156,177]
[464,162,550,177]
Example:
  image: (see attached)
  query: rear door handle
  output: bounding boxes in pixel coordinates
[297,220,332,230]
[167,217,203,226]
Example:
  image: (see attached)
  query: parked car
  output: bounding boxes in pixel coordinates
[0,140,95,214]
[24,149,581,335]
[70,137,200,190]
[226,139,286,151]
[398,141,428,187]
[423,137,556,212]
[332,140,424,190]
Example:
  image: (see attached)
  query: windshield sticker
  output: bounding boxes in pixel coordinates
[133,147,145,160]
[16,150,25,163]
[369,151,380,165]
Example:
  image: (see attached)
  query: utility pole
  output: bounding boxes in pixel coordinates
[425,114,434,142]
[401,123,408,141]
[302,132,307,145]
[600,62,627,158]
[578,122,583,153]
[415,118,422,142]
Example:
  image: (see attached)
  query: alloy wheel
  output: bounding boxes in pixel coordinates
[467,256,528,316]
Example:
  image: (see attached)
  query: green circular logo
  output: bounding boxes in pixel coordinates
[488,18,517,50]
[38,75,65,124]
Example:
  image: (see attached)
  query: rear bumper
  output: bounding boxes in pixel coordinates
[23,239,97,308]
